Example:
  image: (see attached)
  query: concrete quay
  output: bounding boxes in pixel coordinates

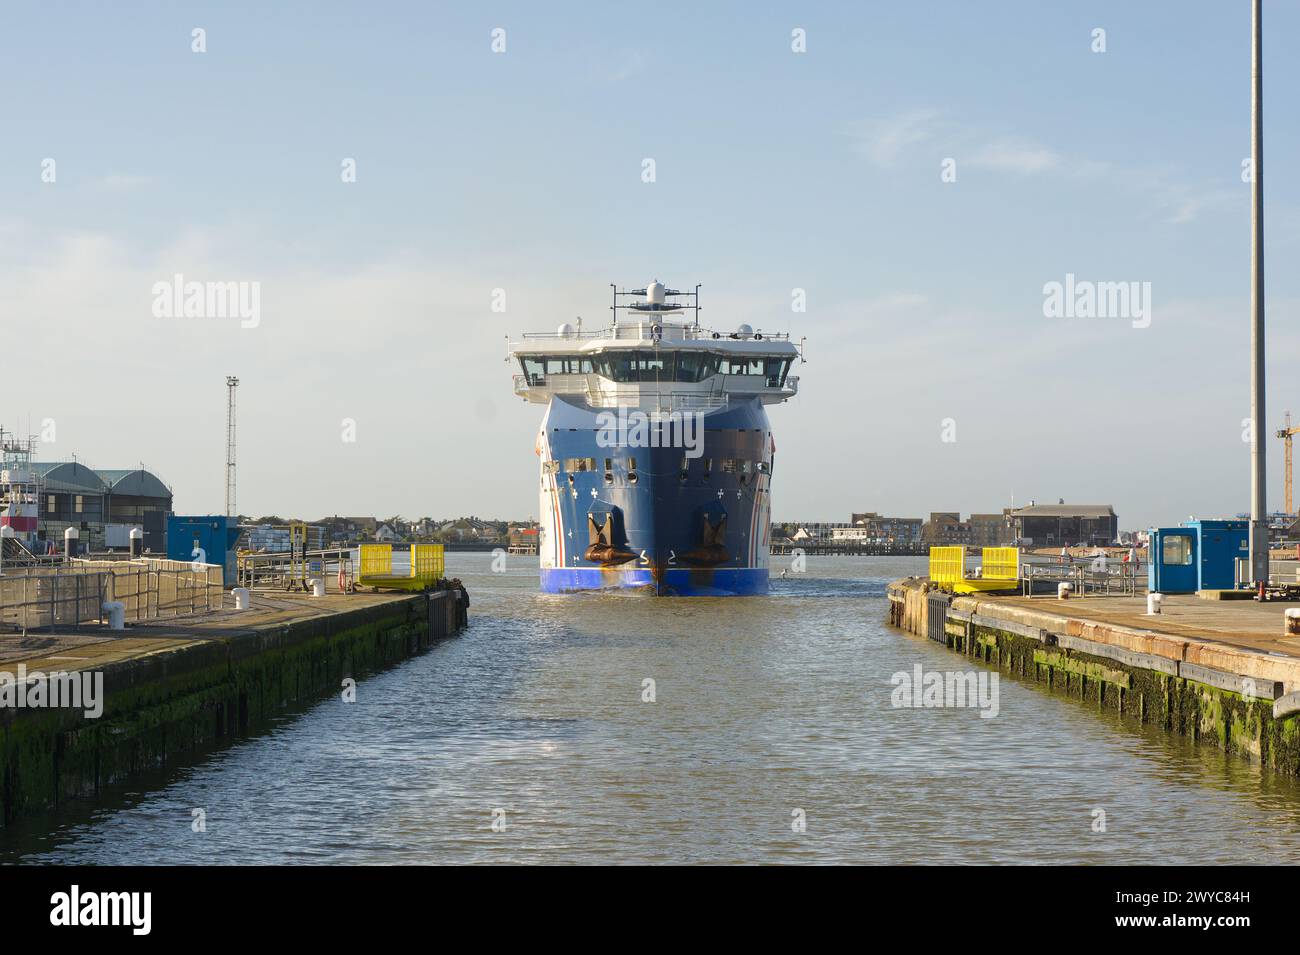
[888,577,1300,774]
[0,588,467,826]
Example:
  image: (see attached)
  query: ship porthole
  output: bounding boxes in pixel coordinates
[628,473,638,485]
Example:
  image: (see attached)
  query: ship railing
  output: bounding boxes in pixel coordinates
[516,373,796,402]
[514,372,582,395]
[516,325,792,343]
[515,375,730,411]
[600,391,730,412]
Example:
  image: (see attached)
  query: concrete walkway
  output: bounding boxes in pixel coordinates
[0,591,415,677]
[995,592,1300,659]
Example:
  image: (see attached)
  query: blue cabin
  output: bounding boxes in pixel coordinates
[166,515,242,586]
[1148,519,1248,594]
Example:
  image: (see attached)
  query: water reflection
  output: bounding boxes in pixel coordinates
[6,555,1300,864]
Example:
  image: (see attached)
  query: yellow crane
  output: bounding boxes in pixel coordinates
[1278,411,1300,515]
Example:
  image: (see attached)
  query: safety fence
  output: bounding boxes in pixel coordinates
[412,543,445,581]
[360,544,392,579]
[357,543,445,590]
[928,546,1023,594]
[1019,553,1145,596]
[237,548,355,592]
[0,559,223,631]
[929,546,1142,596]
[982,547,1020,581]
[927,546,966,587]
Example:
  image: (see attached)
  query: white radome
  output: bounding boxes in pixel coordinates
[646,280,665,307]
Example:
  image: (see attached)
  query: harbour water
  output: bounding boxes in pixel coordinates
[7,554,1300,864]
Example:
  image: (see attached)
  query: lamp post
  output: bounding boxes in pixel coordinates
[1248,0,1268,592]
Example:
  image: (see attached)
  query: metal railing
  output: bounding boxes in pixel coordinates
[237,547,356,591]
[512,373,799,409]
[73,557,223,619]
[517,325,792,343]
[1019,554,1146,597]
[0,568,108,631]
[0,558,222,631]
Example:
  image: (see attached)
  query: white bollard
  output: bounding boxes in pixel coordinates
[1286,608,1300,636]
[101,600,125,630]
[1058,582,1072,600]
[310,577,325,597]
[1148,592,1163,615]
[64,526,79,560]
[233,587,251,610]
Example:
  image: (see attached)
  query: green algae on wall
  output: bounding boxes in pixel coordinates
[1,592,456,827]
[889,587,1300,777]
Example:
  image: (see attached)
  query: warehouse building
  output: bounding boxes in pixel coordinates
[31,462,172,553]
[1010,503,1118,547]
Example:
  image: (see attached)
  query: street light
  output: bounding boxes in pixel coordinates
[1248,0,1268,592]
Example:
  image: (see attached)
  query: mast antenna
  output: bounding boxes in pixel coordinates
[225,376,239,518]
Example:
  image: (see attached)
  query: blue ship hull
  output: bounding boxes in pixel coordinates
[536,396,774,597]
[541,567,770,596]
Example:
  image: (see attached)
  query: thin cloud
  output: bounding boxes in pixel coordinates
[98,174,152,192]
[846,109,942,166]
[968,138,1060,174]
[848,110,1068,178]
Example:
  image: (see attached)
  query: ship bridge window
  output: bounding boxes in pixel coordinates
[675,352,720,382]
[519,355,594,384]
[592,352,664,382]
[717,357,791,384]
[765,358,791,387]
[590,351,720,383]
[720,357,765,376]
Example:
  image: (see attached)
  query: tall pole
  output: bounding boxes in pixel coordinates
[1249,0,1268,590]
[225,376,239,519]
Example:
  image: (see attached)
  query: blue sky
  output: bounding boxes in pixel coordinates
[2,1,1298,528]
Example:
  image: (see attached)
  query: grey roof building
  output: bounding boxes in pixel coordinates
[30,462,172,551]
[1010,503,1117,547]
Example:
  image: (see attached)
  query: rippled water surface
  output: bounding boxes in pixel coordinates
[8,554,1300,864]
